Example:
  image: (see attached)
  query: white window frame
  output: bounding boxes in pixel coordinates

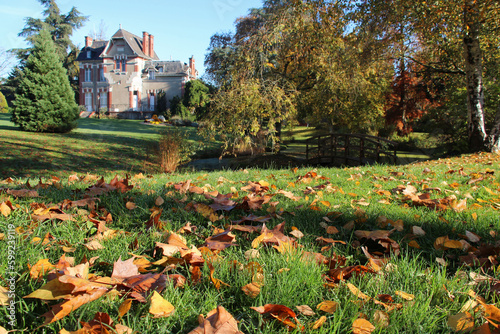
[99,68,104,82]
[85,92,92,111]
[84,68,91,82]
[149,70,155,80]
[99,92,107,110]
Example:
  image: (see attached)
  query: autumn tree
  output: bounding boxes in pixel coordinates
[0,91,8,113]
[11,29,79,133]
[203,0,393,151]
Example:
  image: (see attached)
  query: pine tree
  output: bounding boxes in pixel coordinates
[11,29,79,133]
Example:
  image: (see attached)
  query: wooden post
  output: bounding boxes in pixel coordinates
[345,135,349,165]
[360,137,365,164]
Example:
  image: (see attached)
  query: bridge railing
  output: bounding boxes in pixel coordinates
[306,133,398,166]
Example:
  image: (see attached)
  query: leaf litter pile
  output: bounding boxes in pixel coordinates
[1,153,500,333]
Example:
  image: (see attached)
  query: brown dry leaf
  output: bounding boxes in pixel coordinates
[326,226,339,234]
[155,196,165,206]
[352,318,375,334]
[296,305,315,316]
[251,304,302,331]
[241,282,261,298]
[188,305,243,334]
[316,300,339,314]
[6,189,39,197]
[465,231,481,243]
[408,240,421,249]
[111,257,140,281]
[84,240,104,251]
[447,312,474,332]
[125,201,137,210]
[412,226,426,236]
[290,227,304,239]
[311,316,327,329]
[149,290,175,318]
[482,304,500,325]
[373,310,390,328]
[41,287,108,324]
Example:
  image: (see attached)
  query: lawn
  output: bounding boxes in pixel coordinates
[0,114,203,178]
[1,117,500,333]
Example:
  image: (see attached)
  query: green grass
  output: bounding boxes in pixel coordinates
[1,117,500,333]
[0,114,205,178]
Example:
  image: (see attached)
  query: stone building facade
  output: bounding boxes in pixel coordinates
[76,28,197,119]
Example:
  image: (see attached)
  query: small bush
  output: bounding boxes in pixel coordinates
[0,91,9,113]
[156,128,196,173]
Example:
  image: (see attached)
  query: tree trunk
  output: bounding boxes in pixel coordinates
[489,104,500,153]
[463,1,487,152]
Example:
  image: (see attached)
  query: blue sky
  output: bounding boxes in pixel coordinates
[0,0,263,78]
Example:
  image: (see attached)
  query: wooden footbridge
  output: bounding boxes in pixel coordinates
[305,133,398,166]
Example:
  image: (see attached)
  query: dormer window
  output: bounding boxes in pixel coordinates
[87,50,91,59]
[158,67,163,73]
[149,70,155,80]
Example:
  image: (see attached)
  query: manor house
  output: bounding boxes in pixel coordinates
[76,27,197,119]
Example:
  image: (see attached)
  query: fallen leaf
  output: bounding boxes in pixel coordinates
[316,300,339,313]
[149,290,175,318]
[352,318,375,334]
[296,305,315,316]
[188,305,243,334]
[447,312,474,332]
[118,298,133,318]
[395,291,414,301]
[373,310,390,328]
[241,282,261,298]
[311,316,327,329]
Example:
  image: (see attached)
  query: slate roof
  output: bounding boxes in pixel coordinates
[102,28,159,60]
[144,61,190,76]
[75,40,106,61]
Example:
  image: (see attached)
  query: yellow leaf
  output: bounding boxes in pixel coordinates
[149,291,175,318]
[0,202,11,217]
[311,315,327,329]
[472,212,478,221]
[484,187,498,196]
[316,300,339,314]
[447,312,474,332]
[320,201,331,207]
[352,318,375,334]
[347,283,371,301]
[118,298,133,318]
[241,282,261,298]
[348,193,358,197]
[395,291,414,301]
[258,180,270,187]
[251,232,274,249]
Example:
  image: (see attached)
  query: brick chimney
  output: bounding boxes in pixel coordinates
[85,36,93,47]
[142,32,149,57]
[149,35,154,58]
[189,56,196,79]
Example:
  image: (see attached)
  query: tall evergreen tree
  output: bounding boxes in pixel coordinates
[11,29,79,133]
[8,0,87,103]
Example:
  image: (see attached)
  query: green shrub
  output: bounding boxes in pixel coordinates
[0,91,8,113]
